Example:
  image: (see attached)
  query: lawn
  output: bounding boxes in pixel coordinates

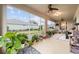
[18,30,44,35]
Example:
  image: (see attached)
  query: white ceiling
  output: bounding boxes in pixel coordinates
[26,4,78,22]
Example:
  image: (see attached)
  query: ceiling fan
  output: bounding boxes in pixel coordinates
[48,4,59,13]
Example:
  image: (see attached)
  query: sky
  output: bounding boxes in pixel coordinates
[6,6,33,21]
[6,6,55,26]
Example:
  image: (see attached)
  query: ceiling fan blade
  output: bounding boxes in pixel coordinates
[48,4,52,8]
[48,4,59,11]
[52,8,59,10]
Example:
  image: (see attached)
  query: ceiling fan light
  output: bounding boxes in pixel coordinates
[53,11,62,16]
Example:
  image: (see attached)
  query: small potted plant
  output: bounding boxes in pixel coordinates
[26,34,39,46]
[32,35,39,42]
[27,40,33,46]
[46,31,52,37]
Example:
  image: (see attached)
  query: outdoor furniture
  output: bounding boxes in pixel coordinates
[39,35,48,40]
[70,43,79,54]
[70,31,79,54]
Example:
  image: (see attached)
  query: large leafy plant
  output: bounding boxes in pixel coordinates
[16,33,28,44]
[0,36,6,48]
[0,32,28,54]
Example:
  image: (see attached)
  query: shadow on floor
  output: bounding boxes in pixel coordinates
[18,46,40,54]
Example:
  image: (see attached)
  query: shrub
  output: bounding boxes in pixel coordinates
[0,32,28,54]
[27,40,33,46]
[32,35,39,42]
[46,31,52,37]
[16,33,28,44]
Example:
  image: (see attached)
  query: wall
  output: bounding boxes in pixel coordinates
[67,21,73,31]
[0,5,7,35]
[74,5,79,30]
[74,5,79,23]
[0,5,3,35]
[65,6,79,31]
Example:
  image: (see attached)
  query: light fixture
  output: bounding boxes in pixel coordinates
[48,4,59,13]
[61,22,66,27]
[53,11,62,16]
[47,4,63,17]
[47,4,59,16]
[60,18,67,31]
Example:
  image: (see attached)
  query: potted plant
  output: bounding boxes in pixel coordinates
[51,30,57,35]
[27,40,33,46]
[16,34,28,44]
[0,32,28,54]
[26,34,39,46]
[46,31,52,37]
[32,35,39,42]
[17,33,28,48]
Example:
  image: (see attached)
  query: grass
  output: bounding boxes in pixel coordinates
[17,30,44,35]
[8,28,54,35]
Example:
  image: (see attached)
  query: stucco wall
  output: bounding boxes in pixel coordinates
[0,5,7,35]
[67,21,73,31]
[74,5,79,30]
[74,5,79,23]
[0,5,3,35]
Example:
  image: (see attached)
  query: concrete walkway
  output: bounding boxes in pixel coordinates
[32,34,71,54]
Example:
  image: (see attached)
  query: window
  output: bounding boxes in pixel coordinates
[6,5,46,35]
[47,20,55,31]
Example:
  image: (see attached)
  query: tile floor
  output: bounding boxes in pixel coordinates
[32,34,72,54]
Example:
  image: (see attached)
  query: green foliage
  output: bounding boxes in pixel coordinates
[27,40,33,46]
[0,32,28,54]
[14,39,22,49]
[16,34,28,44]
[0,37,6,47]
[46,31,52,36]
[5,32,17,40]
[0,32,40,53]
[32,35,39,42]
[46,30,57,37]
[51,30,57,34]
[6,47,16,54]
[26,34,39,46]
